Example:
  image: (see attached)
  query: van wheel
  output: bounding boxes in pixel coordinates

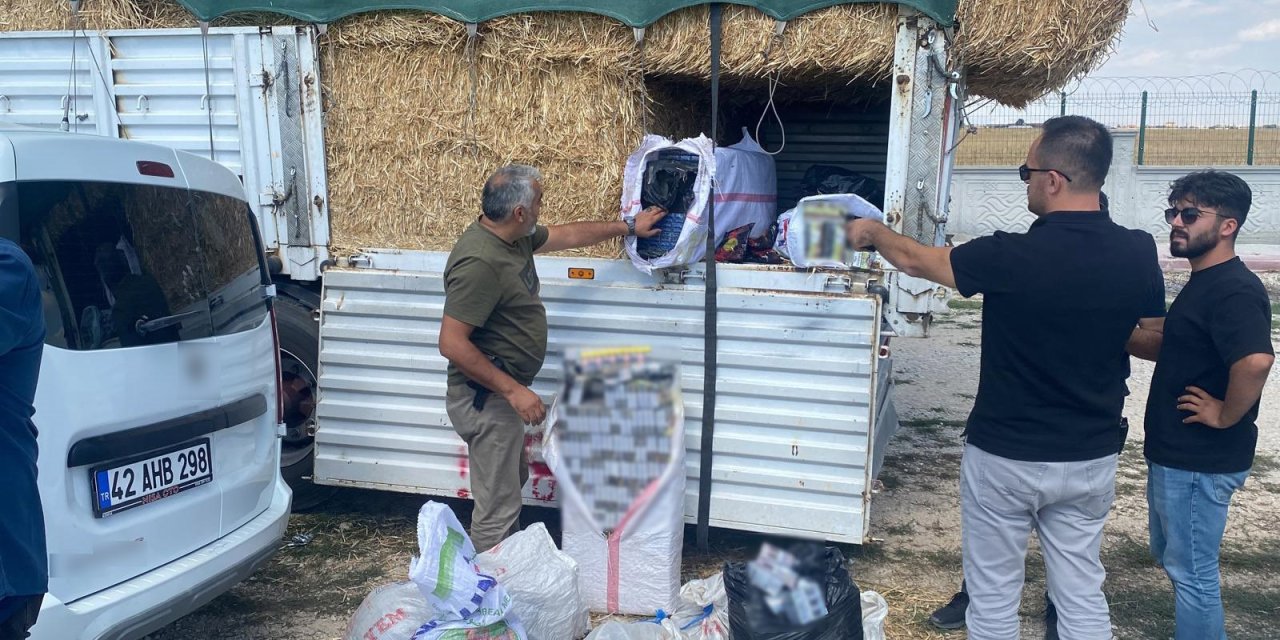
[274,294,335,511]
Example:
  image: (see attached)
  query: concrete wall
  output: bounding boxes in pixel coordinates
[949,132,1280,243]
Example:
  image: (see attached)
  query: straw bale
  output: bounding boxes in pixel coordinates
[956,0,1131,107]
[2,1,1130,105]
[1,0,179,31]
[321,31,648,255]
[0,0,297,32]
[642,4,896,89]
[2,1,1128,254]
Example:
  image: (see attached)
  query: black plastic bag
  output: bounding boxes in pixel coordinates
[640,149,700,213]
[724,545,863,640]
[798,165,884,210]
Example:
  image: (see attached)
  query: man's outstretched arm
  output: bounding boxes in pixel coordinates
[536,206,667,254]
[847,218,956,289]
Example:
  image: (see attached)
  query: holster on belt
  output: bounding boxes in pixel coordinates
[466,355,509,412]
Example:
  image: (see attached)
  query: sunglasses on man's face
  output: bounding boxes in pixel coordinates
[1018,164,1073,183]
[1164,206,1229,226]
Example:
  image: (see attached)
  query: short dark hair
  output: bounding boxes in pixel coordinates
[1168,170,1251,220]
[1035,116,1112,191]
[1168,170,1251,235]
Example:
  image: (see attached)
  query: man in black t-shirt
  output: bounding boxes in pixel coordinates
[1128,170,1274,639]
[849,116,1164,639]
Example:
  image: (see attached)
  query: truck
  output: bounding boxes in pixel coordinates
[0,0,1125,543]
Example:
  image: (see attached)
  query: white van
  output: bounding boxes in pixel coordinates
[0,126,291,639]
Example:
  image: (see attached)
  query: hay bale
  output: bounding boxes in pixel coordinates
[642,4,896,88]
[0,0,183,31]
[322,21,648,255]
[1,1,1129,255]
[0,0,288,32]
[3,1,1129,105]
[957,0,1131,107]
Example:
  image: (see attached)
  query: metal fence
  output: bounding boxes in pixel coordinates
[956,71,1280,166]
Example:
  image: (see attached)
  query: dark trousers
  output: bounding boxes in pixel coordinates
[0,595,42,640]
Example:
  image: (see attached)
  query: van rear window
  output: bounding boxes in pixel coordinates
[14,181,269,350]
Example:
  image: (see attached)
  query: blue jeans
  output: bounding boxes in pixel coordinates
[1147,460,1250,640]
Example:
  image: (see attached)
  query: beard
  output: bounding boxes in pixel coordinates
[1169,228,1217,258]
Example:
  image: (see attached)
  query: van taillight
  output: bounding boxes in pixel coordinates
[270,305,285,425]
[136,160,175,178]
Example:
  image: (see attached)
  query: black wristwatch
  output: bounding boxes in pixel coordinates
[625,217,637,237]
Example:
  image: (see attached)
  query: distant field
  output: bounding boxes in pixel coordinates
[955,127,1280,167]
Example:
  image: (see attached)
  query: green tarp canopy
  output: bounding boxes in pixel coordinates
[173,1,956,27]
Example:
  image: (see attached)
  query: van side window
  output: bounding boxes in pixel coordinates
[15,181,268,350]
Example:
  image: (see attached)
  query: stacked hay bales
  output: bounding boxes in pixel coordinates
[1,1,1129,255]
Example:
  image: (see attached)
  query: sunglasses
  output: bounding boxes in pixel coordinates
[1164,206,1229,226]
[1018,164,1073,183]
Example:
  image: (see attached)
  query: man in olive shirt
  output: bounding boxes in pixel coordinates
[439,164,666,551]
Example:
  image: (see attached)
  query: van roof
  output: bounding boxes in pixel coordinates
[0,124,246,202]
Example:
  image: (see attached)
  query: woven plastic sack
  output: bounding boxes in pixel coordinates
[709,129,777,244]
[406,501,528,640]
[474,523,590,640]
[669,573,730,640]
[344,582,432,640]
[860,591,888,640]
[623,135,715,272]
[585,621,679,640]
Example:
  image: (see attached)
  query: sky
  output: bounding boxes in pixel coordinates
[1089,0,1280,83]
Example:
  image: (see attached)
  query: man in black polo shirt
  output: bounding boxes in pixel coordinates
[848,115,1164,639]
[1128,170,1274,639]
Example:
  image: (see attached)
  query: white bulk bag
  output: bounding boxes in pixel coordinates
[774,193,884,269]
[544,391,686,615]
[622,135,715,273]
[710,129,777,243]
[621,132,779,273]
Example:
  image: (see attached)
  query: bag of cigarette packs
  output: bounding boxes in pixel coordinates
[544,346,685,615]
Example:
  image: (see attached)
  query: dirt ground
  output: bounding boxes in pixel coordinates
[146,271,1280,640]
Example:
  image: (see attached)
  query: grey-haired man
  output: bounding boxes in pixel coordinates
[438,164,665,551]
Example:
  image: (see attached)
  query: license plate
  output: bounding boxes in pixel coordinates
[92,439,213,517]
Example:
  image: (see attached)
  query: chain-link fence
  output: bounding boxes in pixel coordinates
[956,71,1280,166]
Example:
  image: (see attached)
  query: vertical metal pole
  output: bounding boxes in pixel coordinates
[1058,91,1067,117]
[1137,90,1148,166]
[696,3,722,551]
[200,22,216,161]
[1247,90,1258,166]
